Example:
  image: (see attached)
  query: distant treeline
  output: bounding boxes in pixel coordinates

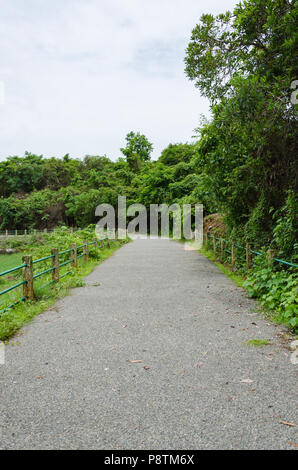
[0,142,205,230]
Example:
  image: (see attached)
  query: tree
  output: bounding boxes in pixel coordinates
[185,0,298,103]
[158,143,196,166]
[120,131,153,172]
[0,153,44,197]
[184,0,298,251]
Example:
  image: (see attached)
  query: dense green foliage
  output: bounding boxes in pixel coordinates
[0,142,213,230]
[185,0,298,251]
[244,261,298,330]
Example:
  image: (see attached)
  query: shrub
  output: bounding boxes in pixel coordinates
[243,263,298,331]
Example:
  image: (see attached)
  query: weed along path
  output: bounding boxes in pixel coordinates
[0,239,297,450]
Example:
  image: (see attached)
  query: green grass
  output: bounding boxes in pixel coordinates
[0,238,128,341]
[0,253,23,272]
[245,339,271,347]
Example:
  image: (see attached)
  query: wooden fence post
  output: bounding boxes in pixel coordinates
[71,244,78,268]
[220,239,225,260]
[100,239,104,249]
[5,230,8,237]
[15,229,18,236]
[51,249,59,282]
[107,238,110,248]
[83,241,89,263]
[267,249,275,267]
[231,242,235,268]
[246,243,251,271]
[93,238,98,248]
[22,255,34,300]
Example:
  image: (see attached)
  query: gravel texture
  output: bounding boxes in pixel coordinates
[0,239,297,450]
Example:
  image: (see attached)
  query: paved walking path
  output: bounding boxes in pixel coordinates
[0,239,297,449]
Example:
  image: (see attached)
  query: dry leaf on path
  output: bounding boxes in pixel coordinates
[241,378,253,384]
[287,441,298,447]
[129,360,143,363]
[195,362,203,369]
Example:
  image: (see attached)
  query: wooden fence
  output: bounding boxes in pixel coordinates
[0,237,110,315]
[203,233,298,270]
[0,228,79,237]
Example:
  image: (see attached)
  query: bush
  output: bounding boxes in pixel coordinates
[243,262,298,331]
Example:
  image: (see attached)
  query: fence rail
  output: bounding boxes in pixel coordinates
[0,237,108,316]
[0,227,80,237]
[204,233,298,270]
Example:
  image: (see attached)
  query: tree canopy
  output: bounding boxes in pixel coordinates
[120,131,153,172]
[185,0,297,250]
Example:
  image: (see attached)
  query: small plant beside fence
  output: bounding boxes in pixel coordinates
[0,237,110,316]
[203,233,298,271]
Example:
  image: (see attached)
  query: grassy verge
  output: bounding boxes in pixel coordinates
[0,236,128,341]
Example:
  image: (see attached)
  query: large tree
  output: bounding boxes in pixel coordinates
[185,0,297,102]
[184,0,298,249]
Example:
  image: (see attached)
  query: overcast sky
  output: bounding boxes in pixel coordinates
[0,0,239,161]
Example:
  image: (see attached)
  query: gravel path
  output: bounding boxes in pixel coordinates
[0,239,297,450]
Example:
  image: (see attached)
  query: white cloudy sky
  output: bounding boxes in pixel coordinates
[0,0,238,161]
